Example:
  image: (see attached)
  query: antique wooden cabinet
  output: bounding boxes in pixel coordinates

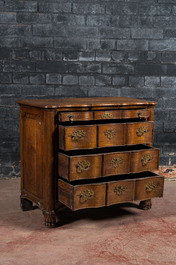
[17,97,164,227]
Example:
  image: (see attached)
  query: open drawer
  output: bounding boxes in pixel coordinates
[58,145,160,181]
[58,172,164,210]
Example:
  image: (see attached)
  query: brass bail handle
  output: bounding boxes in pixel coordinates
[137,112,142,119]
[68,114,74,123]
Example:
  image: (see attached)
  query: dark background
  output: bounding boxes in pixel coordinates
[0,0,176,177]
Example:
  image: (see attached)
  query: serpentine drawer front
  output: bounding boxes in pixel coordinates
[17,97,164,228]
[58,172,164,210]
[58,122,154,150]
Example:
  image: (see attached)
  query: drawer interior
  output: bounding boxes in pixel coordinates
[58,171,161,186]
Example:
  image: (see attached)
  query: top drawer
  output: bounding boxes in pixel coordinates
[58,109,150,122]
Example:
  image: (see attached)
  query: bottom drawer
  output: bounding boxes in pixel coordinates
[135,175,164,201]
[58,172,164,211]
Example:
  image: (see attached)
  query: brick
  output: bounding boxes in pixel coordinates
[21,85,54,96]
[100,40,116,50]
[39,3,71,13]
[0,73,12,83]
[96,51,111,62]
[163,144,176,155]
[119,16,138,28]
[30,74,45,84]
[129,76,145,87]
[102,63,134,74]
[3,61,35,72]
[0,48,11,59]
[53,14,85,26]
[36,62,68,73]
[87,15,117,27]
[0,84,21,95]
[88,87,120,97]
[131,28,163,39]
[167,65,176,75]
[54,38,86,50]
[63,51,79,62]
[164,122,176,132]
[63,75,79,85]
[4,1,37,12]
[161,76,176,87]
[79,75,95,86]
[13,73,29,84]
[17,13,53,24]
[164,98,176,109]
[12,49,29,60]
[0,12,16,23]
[46,74,61,84]
[0,107,18,119]
[153,88,176,98]
[73,3,105,14]
[112,76,126,86]
[153,16,176,27]
[0,25,32,36]
[161,52,176,63]
[120,87,153,99]
[45,49,62,61]
[154,109,169,121]
[111,51,126,62]
[116,40,148,51]
[170,111,176,120]
[139,4,171,15]
[164,29,176,38]
[150,39,176,52]
[95,75,111,86]
[106,3,138,15]
[145,76,160,87]
[135,64,167,75]
[22,37,53,48]
[99,28,130,39]
[159,156,169,166]
[139,16,154,27]
[69,63,101,74]
[79,52,95,62]
[29,50,45,61]
[156,132,176,144]
[0,38,22,48]
[55,86,88,97]
[87,40,101,50]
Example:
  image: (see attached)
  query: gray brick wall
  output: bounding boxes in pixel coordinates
[0,0,176,177]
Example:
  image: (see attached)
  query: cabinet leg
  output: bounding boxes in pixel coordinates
[139,199,152,210]
[20,197,33,211]
[43,210,59,228]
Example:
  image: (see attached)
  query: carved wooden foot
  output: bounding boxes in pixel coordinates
[20,197,33,211]
[43,210,59,228]
[139,199,152,210]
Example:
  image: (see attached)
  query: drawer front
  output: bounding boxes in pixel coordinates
[103,152,130,177]
[58,153,102,181]
[122,109,150,119]
[58,111,93,122]
[135,176,164,201]
[126,122,154,145]
[74,184,106,210]
[98,124,125,147]
[94,110,121,120]
[107,180,135,206]
[58,179,106,210]
[131,149,160,173]
[59,125,97,150]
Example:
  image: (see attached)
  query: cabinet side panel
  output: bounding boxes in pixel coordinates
[21,109,43,199]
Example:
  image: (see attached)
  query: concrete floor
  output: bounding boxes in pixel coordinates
[0,178,176,265]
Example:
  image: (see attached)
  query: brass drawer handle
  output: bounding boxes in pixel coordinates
[136,126,147,137]
[114,185,127,196]
[146,182,159,193]
[68,114,74,123]
[76,160,90,173]
[104,128,117,139]
[80,189,94,203]
[137,112,142,119]
[101,112,113,119]
[111,157,123,168]
[141,154,153,166]
[71,130,86,141]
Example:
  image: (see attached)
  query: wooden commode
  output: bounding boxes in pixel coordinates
[17,97,164,227]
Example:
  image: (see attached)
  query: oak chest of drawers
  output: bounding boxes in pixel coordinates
[17,97,164,227]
